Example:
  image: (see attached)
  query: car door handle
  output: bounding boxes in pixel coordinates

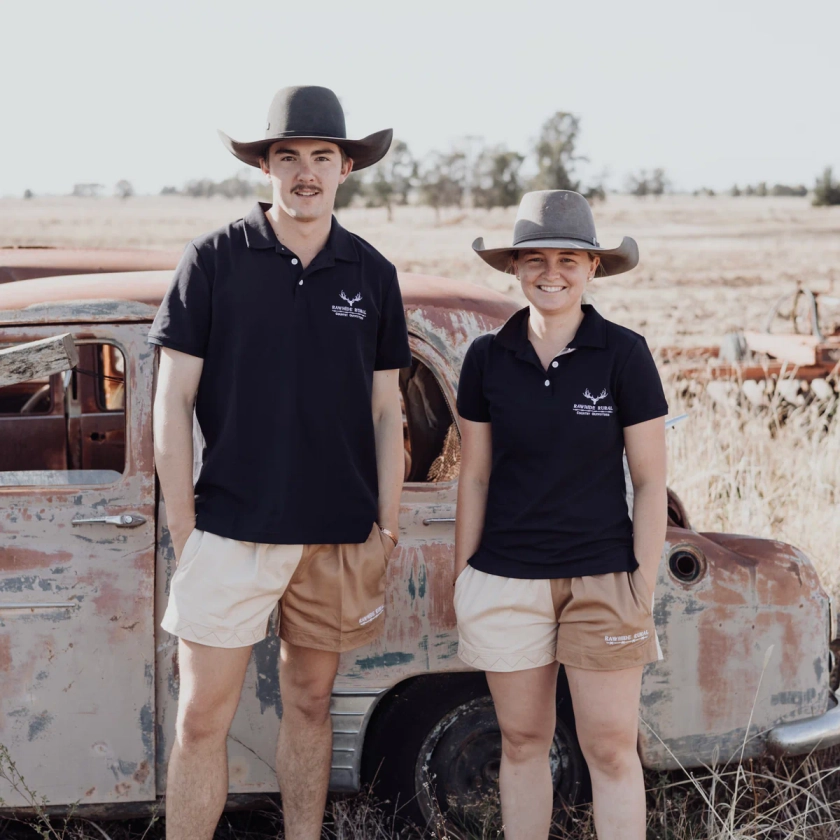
[72,514,147,528]
[422,517,456,525]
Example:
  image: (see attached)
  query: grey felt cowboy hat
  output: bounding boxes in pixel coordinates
[473,190,639,276]
[218,85,393,171]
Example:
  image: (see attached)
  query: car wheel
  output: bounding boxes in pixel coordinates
[361,672,587,831]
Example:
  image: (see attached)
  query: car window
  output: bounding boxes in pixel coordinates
[0,341,126,486]
[400,357,460,483]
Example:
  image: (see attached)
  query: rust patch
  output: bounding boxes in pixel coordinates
[114,782,131,796]
[132,760,150,784]
[0,636,11,671]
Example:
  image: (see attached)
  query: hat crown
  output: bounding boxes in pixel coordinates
[513,190,600,248]
[264,85,347,140]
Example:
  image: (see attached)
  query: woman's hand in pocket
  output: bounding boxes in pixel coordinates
[171,518,196,566]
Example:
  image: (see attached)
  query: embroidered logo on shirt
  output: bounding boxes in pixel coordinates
[573,388,616,417]
[332,291,367,321]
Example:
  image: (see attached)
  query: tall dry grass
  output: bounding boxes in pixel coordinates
[662,370,840,603]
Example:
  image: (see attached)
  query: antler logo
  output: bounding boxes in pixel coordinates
[584,388,608,405]
[340,291,362,307]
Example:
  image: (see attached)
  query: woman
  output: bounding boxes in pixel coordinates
[454,190,668,840]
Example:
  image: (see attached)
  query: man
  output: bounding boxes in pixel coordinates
[148,86,410,840]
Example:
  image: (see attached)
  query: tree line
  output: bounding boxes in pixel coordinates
[32,112,840,208]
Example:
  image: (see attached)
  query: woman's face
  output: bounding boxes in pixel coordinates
[514,249,599,315]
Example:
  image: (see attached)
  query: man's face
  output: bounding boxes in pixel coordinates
[260,139,353,222]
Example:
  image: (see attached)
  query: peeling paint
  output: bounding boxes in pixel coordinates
[355,652,415,671]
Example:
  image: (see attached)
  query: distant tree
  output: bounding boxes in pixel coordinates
[366,140,417,220]
[744,184,755,196]
[530,112,583,191]
[334,174,365,210]
[419,149,467,220]
[770,183,807,197]
[813,167,840,206]
[72,183,104,197]
[626,170,650,197]
[730,184,742,197]
[160,186,179,195]
[471,145,525,210]
[755,181,768,197]
[649,168,669,196]
[626,168,669,198]
[583,184,606,202]
[23,189,33,199]
[115,180,134,199]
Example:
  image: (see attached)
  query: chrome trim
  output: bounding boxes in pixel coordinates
[0,602,80,610]
[423,517,456,525]
[766,691,840,756]
[328,689,388,792]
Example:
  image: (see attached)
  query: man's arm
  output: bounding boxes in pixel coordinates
[371,369,403,553]
[153,347,204,562]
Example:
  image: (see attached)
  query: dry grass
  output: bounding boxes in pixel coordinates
[2,195,839,837]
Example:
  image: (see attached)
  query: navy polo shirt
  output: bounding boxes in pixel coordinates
[148,202,412,545]
[456,304,668,579]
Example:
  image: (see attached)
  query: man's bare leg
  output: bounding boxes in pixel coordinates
[565,665,646,840]
[486,662,560,840]
[166,640,252,840]
[275,641,340,840]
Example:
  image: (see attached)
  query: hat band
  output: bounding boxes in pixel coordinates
[264,129,347,140]
[513,232,600,248]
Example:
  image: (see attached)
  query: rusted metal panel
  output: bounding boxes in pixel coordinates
[638,529,832,769]
[0,323,157,806]
[0,247,180,284]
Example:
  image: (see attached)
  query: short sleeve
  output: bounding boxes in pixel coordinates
[374,268,412,371]
[147,243,212,358]
[457,338,491,422]
[615,338,668,428]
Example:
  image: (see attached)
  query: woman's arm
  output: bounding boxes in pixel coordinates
[454,418,493,584]
[624,416,667,593]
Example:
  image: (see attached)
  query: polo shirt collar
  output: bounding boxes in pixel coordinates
[496,303,607,357]
[243,202,359,263]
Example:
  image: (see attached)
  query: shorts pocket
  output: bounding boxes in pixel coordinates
[627,568,653,616]
[176,528,203,570]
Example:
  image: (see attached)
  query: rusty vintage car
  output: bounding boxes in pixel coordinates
[0,267,838,827]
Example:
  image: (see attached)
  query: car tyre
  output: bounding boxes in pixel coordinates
[360,671,588,831]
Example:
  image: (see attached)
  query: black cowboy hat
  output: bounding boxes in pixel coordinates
[218,85,393,171]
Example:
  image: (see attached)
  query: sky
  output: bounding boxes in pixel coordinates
[2,0,839,197]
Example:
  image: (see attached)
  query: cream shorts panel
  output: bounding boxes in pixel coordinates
[161,528,304,648]
[454,565,662,673]
[161,523,389,651]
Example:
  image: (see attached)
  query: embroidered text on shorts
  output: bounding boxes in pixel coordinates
[604,630,649,645]
[359,605,384,626]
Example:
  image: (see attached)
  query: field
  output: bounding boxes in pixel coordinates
[2,195,839,838]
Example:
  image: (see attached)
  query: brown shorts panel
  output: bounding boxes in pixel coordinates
[551,569,660,671]
[279,522,388,653]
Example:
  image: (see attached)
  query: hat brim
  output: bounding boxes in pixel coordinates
[472,236,639,277]
[217,128,393,171]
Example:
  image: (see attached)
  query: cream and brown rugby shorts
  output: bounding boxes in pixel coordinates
[161,523,389,651]
[455,566,662,672]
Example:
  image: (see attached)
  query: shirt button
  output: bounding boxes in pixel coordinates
[552,361,559,368]
[291,258,299,265]
[544,379,550,387]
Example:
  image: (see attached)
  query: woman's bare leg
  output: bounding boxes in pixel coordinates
[486,662,560,840]
[565,665,646,840]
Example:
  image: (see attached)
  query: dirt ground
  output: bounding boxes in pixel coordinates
[3,194,840,350]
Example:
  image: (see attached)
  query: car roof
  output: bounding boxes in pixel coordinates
[0,269,518,328]
[0,247,182,284]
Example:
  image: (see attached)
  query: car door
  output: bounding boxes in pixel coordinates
[0,322,157,807]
